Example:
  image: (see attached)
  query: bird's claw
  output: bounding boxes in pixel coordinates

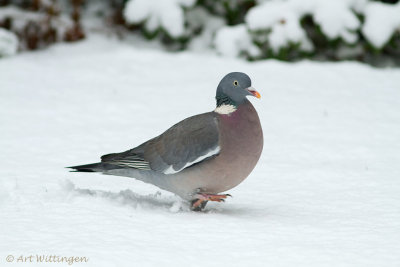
[190,193,232,211]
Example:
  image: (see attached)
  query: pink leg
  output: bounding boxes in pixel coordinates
[191,193,232,210]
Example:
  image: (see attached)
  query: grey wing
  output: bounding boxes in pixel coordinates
[100,144,151,170]
[101,112,220,174]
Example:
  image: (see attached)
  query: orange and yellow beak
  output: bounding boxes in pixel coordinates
[246,87,261,99]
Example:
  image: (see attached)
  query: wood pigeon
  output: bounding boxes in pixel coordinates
[68,72,263,211]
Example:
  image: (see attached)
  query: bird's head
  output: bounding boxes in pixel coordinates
[215,72,260,113]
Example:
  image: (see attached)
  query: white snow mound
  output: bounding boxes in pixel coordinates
[215,24,260,57]
[362,2,400,48]
[0,28,18,56]
[124,0,195,37]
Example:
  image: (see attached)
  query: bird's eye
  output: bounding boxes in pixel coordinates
[233,80,238,86]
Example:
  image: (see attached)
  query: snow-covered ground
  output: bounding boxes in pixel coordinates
[1,36,400,267]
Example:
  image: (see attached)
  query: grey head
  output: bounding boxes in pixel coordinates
[216,72,260,107]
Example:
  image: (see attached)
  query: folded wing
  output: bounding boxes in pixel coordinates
[101,112,220,174]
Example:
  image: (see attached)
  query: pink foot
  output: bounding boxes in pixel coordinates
[191,193,232,211]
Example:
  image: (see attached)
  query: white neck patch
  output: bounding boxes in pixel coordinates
[214,104,237,115]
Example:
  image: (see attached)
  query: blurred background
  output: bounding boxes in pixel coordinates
[0,0,399,66]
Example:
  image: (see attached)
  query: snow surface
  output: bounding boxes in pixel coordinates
[1,36,400,267]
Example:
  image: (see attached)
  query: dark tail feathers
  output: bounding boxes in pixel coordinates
[67,162,120,172]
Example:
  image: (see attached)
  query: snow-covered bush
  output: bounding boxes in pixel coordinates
[211,0,400,64]
[121,0,258,47]
[239,0,364,60]
[0,1,80,51]
[199,0,256,25]
[214,24,260,57]
[186,7,225,51]
[362,1,400,48]
[124,0,196,41]
[245,0,362,54]
[0,28,18,56]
